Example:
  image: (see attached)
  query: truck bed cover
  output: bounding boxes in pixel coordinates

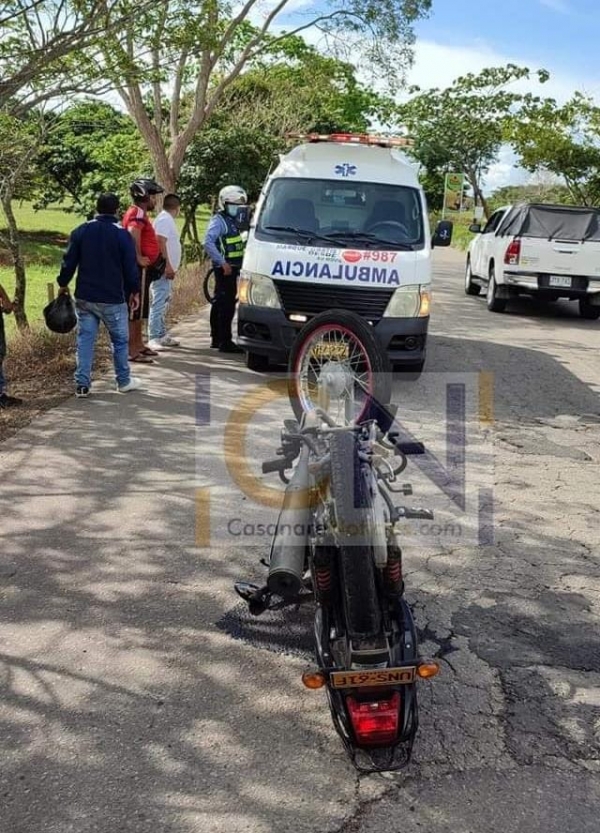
[497,203,600,242]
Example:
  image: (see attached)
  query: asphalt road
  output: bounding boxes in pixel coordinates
[1,247,599,832]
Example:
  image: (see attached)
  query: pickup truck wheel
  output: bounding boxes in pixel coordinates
[246,352,270,372]
[465,258,481,296]
[579,299,600,320]
[487,267,506,313]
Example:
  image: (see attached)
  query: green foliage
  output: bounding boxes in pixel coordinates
[34,101,151,214]
[508,93,600,206]
[179,125,280,210]
[177,44,395,247]
[489,182,572,210]
[397,64,550,215]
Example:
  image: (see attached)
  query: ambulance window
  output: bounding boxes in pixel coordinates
[257,177,424,248]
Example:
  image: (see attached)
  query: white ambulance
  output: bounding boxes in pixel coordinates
[237,133,452,372]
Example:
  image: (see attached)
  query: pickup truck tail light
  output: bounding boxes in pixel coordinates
[504,239,521,266]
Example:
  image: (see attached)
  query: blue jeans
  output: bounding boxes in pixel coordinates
[75,300,130,389]
[148,276,173,341]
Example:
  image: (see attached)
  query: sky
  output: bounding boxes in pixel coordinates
[407,0,600,188]
[267,0,600,191]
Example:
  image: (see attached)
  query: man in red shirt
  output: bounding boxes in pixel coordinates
[122,178,166,363]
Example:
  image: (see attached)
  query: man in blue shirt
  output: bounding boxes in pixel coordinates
[203,184,248,353]
[57,193,142,398]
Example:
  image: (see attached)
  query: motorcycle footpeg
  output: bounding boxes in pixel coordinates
[394,507,434,521]
[234,582,271,615]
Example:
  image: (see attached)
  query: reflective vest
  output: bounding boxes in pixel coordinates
[218,212,245,265]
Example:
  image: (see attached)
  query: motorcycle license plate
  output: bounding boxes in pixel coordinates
[311,343,350,360]
[549,275,572,288]
[329,667,416,689]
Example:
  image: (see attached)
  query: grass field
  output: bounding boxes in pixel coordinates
[0,202,210,335]
[0,204,81,330]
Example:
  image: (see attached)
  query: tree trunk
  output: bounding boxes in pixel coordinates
[466,169,490,219]
[153,155,177,194]
[180,211,191,245]
[0,190,29,330]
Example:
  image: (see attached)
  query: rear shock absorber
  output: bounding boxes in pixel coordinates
[313,546,334,606]
[384,544,404,597]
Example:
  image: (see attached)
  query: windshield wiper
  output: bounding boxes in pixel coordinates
[263,225,339,245]
[322,231,414,251]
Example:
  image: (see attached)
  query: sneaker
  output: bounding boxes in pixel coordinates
[219,342,243,354]
[146,340,167,352]
[0,393,23,408]
[161,335,180,347]
[118,376,144,393]
[76,386,90,399]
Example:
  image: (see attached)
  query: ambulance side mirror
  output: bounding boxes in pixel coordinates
[432,220,453,248]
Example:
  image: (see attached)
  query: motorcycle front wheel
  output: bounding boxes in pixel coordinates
[288,309,392,427]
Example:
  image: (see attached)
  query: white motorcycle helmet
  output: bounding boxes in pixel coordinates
[218,185,247,211]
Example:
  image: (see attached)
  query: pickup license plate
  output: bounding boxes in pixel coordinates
[549,276,572,288]
[329,666,416,689]
[311,342,349,360]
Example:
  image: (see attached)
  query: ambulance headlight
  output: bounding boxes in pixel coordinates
[238,272,281,309]
[383,286,430,318]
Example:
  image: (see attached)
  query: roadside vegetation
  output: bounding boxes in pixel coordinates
[2,1,600,439]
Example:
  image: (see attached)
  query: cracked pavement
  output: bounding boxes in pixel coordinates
[1,247,599,831]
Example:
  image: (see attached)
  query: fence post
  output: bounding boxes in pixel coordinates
[47,283,55,303]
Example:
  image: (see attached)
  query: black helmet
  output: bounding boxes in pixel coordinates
[130,178,164,199]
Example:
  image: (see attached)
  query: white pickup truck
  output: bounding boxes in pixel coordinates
[465,203,600,319]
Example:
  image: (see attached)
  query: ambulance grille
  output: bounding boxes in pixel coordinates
[273,282,394,322]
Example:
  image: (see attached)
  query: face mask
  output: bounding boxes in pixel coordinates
[226,204,240,218]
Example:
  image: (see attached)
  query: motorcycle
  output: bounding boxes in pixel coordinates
[235,309,439,773]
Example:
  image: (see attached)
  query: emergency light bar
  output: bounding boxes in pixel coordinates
[286,132,414,148]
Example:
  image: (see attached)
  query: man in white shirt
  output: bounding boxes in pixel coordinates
[148,193,183,349]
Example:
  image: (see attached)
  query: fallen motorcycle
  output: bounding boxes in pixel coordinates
[235,309,439,773]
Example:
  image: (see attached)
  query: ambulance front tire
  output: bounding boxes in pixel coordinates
[246,352,270,372]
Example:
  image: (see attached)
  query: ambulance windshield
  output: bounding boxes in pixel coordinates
[257,178,424,250]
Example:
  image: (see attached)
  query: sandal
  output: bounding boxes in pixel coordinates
[130,353,155,364]
[141,347,160,357]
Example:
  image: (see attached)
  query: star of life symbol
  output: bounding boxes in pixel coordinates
[334,163,357,177]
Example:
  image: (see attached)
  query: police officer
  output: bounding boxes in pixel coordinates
[203,185,248,353]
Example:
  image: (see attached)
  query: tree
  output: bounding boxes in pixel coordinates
[35,101,150,214]
[0,0,150,113]
[90,0,431,191]
[0,113,43,329]
[0,0,149,329]
[490,181,572,210]
[177,45,394,249]
[396,64,550,218]
[508,93,600,206]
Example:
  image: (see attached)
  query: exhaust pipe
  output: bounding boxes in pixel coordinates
[267,447,311,598]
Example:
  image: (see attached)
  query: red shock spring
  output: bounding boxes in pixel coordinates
[315,565,332,595]
[384,551,403,594]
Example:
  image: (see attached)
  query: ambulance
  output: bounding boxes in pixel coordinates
[237,133,452,372]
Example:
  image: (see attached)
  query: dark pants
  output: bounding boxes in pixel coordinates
[210,266,239,346]
[130,266,152,321]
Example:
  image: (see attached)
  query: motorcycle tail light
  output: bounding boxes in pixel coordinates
[346,692,400,746]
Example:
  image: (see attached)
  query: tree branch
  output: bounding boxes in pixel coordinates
[170,48,189,140]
